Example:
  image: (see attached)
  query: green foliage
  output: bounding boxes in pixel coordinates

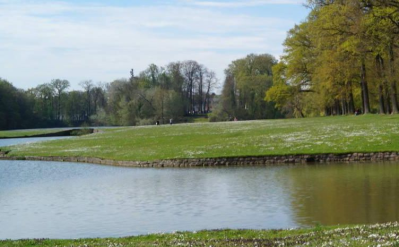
[69,128,93,136]
[0,59,217,130]
[273,0,399,117]
[104,62,216,126]
[265,62,291,109]
[0,78,36,130]
[265,84,291,109]
[216,53,283,121]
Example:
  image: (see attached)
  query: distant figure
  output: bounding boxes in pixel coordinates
[156,121,159,125]
[169,118,173,125]
[355,109,361,116]
[234,117,238,121]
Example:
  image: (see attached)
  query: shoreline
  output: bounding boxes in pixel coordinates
[1,115,399,166]
[1,222,399,246]
[1,151,398,167]
[0,129,97,139]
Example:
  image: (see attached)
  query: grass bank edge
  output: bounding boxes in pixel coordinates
[0,129,66,138]
[1,223,398,247]
[3,115,399,162]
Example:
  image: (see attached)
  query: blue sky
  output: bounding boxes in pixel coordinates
[0,0,310,90]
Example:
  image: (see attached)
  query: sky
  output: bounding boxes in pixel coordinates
[0,0,310,90]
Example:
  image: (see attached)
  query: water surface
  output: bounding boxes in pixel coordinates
[0,137,72,147]
[1,160,399,240]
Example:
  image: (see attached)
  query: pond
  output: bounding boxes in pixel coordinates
[1,158,399,240]
[0,137,73,147]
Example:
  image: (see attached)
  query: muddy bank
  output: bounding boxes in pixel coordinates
[1,152,398,167]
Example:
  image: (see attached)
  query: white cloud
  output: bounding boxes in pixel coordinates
[0,0,307,90]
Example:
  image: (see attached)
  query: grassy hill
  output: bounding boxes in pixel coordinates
[2,115,399,161]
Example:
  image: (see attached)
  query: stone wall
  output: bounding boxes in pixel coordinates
[1,152,398,167]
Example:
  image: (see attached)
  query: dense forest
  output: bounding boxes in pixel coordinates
[264,0,399,117]
[1,0,399,130]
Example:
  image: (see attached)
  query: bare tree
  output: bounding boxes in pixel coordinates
[205,70,217,112]
[182,60,200,114]
[79,80,94,120]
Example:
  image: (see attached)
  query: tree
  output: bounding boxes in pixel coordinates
[79,80,94,120]
[218,53,280,120]
[205,70,217,113]
[51,79,70,121]
[32,83,56,122]
[182,60,201,114]
[0,78,36,129]
[272,0,399,116]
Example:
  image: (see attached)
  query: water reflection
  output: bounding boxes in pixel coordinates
[284,163,399,226]
[0,161,399,240]
[0,136,72,147]
[0,163,294,239]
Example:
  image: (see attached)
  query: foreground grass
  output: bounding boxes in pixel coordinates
[0,129,66,138]
[3,115,399,161]
[1,223,399,246]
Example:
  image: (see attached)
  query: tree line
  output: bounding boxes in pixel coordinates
[104,61,217,126]
[0,60,218,130]
[3,0,398,130]
[0,78,107,129]
[265,0,399,117]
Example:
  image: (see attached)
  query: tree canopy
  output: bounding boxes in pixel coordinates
[266,0,399,117]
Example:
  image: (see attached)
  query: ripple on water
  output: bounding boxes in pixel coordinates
[1,161,399,239]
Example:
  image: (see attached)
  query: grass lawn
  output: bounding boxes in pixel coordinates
[0,129,66,138]
[1,223,398,246]
[185,114,210,123]
[2,115,399,161]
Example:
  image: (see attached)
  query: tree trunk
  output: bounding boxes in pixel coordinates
[385,82,392,114]
[361,60,371,114]
[297,107,305,118]
[189,79,193,114]
[348,84,355,114]
[324,107,329,116]
[342,98,347,115]
[388,44,399,114]
[58,93,61,121]
[378,84,386,114]
[376,55,386,114]
[335,100,341,115]
[161,94,164,124]
[390,81,399,114]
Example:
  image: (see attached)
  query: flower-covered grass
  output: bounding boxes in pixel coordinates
[3,115,399,161]
[1,222,399,246]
